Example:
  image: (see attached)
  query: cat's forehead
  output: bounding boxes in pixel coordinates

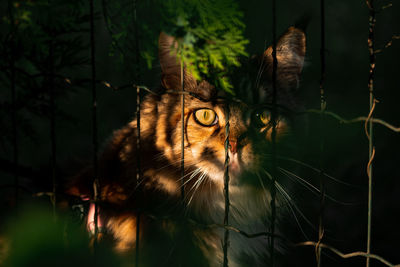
[188,96,248,113]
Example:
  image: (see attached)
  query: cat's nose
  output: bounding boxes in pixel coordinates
[229,139,237,154]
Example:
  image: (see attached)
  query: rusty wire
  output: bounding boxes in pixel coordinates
[89,0,100,249]
[366,0,376,266]
[49,29,57,220]
[316,0,327,265]
[180,58,185,200]
[268,0,278,265]
[7,0,18,210]
[133,0,141,265]
[223,105,230,267]
[305,109,400,133]
[298,241,400,267]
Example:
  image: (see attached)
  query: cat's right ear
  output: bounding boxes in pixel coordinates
[158,32,197,91]
[262,27,306,90]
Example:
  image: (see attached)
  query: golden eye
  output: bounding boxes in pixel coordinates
[259,110,270,125]
[194,109,218,126]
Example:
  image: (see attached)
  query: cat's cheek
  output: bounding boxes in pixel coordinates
[188,146,201,160]
[194,161,224,186]
[240,144,258,171]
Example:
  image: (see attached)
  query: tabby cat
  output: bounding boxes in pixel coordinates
[67,26,306,266]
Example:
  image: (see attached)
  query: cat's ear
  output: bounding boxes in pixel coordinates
[158,32,216,100]
[158,32,197,91]
[262,27,306,90]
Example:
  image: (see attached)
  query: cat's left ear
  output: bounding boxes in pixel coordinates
[158,32,216,100]
[263,27,306,90]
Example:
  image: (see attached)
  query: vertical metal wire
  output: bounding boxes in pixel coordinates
[269,0,278,265]
[8,0,18,209]
[49,29,57,220]
[133,0,141,265]
[316,0,327,265]
[180,58,185,200]
[366,0,376,266]
[135,85,141,267]
[222,106,230,267]
[89,0,100,245]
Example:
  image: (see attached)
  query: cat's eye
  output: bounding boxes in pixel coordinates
[255,110,271,126]
[194,109,218,126]
[259,111,270,125]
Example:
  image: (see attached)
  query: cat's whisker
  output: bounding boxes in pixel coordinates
[154,158,204,173]
[255,173,270,207]
[277,185,310,241]
[277,156,357,187]
[184,173,204,202]
[132,164,202,195]
[279,167,321,195]
[180,168,203,187]
[132,163,202,191]
[177,159,209,182]
[187,172,206,196]
[258,153,358,188]
[255,54,267,90]
[278,167,355,206]
[263,169,315,239]
[186,172,208,208]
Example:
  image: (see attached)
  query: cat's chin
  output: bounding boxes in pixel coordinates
[229,153,242,176]
[205,169,242,187]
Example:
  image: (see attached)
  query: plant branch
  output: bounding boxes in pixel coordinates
[297,241,400,267]
[306,109,400,133]
[375,35,400,54]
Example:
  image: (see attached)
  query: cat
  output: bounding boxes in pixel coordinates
[66,25,306,266]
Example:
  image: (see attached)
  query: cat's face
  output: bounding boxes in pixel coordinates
[155,94,290,186]
[155,28,306,187]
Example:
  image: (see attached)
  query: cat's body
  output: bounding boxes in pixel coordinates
[67,27,306,266]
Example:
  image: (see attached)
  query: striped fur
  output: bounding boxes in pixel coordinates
[67,27,306,266]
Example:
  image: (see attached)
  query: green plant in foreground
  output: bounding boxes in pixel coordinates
[161,0,248,94]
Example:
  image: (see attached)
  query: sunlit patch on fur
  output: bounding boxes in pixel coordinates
[66,26,307,266]
[107,215,137,253]
[101,184,128,204]
[260,118,289,141]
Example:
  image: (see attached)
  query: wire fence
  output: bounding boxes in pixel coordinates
[1,0,400,266]
[316,0,326,265]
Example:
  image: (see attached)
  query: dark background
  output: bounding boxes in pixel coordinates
[0,0,399,266]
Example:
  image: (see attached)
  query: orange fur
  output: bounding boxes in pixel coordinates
[66,28,306,266]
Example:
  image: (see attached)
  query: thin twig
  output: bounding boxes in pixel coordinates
[306,109,400,133]
[187,220,284,240]
[375,35,400,54]
[297,241,400,267]
[364,99,378,139]
[367,147,376,180]
[380,3,392,11]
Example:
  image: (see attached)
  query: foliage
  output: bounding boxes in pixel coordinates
[2,205,120,266]
[0,0,89,146]
[103,0,249,94]
[161,0,248,94]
